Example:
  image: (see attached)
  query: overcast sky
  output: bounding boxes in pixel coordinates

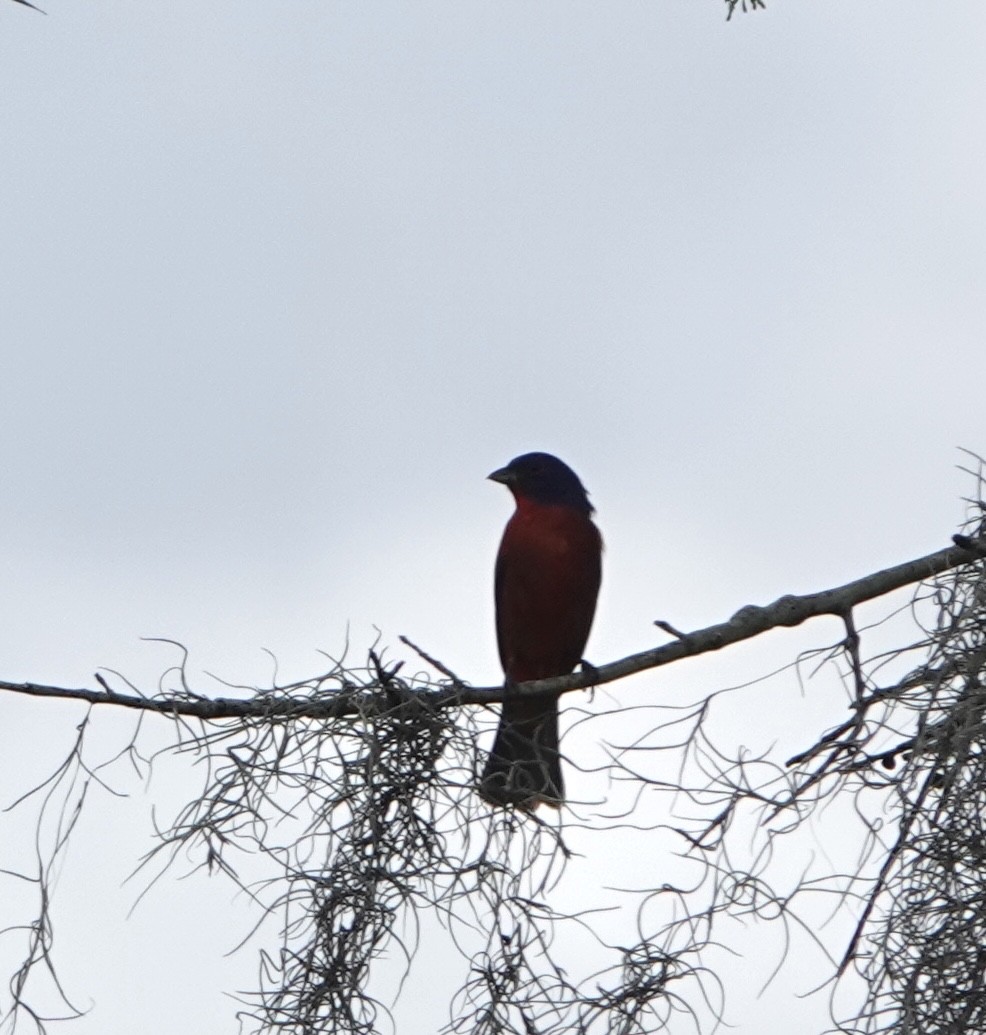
[1,0,985,1031]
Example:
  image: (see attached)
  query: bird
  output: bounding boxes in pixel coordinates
[479,452,602,809]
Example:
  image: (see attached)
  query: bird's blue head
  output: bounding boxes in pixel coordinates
[488,452,594,513]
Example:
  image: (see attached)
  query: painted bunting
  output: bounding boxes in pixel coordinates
[480,452,602,809]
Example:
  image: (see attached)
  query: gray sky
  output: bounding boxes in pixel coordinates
[1,0,985,1031]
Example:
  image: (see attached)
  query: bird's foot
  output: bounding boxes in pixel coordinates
[579,659,600,684]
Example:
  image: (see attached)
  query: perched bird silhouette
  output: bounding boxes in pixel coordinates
[480,452,602,809]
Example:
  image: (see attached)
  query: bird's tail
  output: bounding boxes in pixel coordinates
[479,695,563,809]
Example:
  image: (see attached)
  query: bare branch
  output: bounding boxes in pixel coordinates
[1,536,983,721]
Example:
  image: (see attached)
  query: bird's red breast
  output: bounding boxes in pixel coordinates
[495,497,602,682]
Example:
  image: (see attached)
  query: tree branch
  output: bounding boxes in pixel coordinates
[0,535,982,720]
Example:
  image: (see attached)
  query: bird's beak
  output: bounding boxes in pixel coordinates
[488,465,514,486]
